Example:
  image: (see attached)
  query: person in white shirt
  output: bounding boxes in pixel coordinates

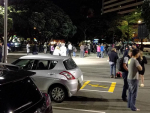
[26,42,30,55]
[43,42,47,54]
[53,46,61,56]
[68,42,72,57]
[60,43,67,56]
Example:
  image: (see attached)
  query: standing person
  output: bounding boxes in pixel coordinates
[39,43,43,53]
[88,44,91,55]
[26,42,30,55]
[108,48,119,78]
[122,50,132,101]
[0,42,2,62]
[137,51,147,87]
[53,46,61,56]
[107,44,112,54]
[101,44,104,58]
[72,45,77,57]
[49,43,51,54]
[132,43,137,49]
[60,43,67,56]
[123,45,130,57]
[84,44,88,57]
[43,42,47,54]
[127,49,142,111]
[97,45,101,58]
[80,43,84,58]
[105,44,108,56]
[50,44,54,55]
[32,43,38,55]
[68,42,72,57]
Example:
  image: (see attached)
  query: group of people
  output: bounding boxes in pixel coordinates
[26,42,77,57]
[79,43,105,58]
[108,43,147,111]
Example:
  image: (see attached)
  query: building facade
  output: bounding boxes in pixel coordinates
[102,0,144,14]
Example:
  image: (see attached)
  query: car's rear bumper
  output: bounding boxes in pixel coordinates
[65,75,83,97]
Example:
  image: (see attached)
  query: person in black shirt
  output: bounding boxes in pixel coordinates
[137,51,147,87]
[108,48,119,78]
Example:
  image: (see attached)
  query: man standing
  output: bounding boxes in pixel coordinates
[122,50,132,101]
[26,42,30,55]
[0,42,2,62]
[68,42,72,57]
[108,48,119,78]
[80,43,84,58]
[88,44,91,55]
[107,44,112,54]
[60,43,67,56]
[127,49,142,111]
[101,44,104,58]
[132,43,137,49]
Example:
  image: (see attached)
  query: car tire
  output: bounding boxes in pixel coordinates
[49,85,66,103]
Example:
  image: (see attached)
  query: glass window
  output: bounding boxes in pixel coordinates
[36,60,49,70]
[49,60,58,69]
[63,58,77,70]
[12,59,35,70]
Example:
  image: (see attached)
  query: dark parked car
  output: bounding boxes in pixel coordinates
[0,65,53,113]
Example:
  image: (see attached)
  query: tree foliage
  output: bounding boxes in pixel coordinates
[117,9,141,40]
[8,0,76,40]
[0,6,13,36]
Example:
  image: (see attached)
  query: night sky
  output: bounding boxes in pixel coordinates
[51,0,102,24]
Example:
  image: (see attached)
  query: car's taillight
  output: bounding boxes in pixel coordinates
[44,93,51,108]
[34,93,51,113]
[59,71,75,80]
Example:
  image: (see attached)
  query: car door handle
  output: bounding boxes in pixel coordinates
[48,73,55,75]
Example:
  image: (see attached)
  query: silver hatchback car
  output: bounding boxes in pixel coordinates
[12,55,83,103]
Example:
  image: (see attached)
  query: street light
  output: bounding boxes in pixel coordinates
[138,20,142,24]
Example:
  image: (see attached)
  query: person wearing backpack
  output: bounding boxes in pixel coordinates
[122,50,132,101]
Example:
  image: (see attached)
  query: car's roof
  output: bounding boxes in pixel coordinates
[0,70,36,85]
[19,55,70,60]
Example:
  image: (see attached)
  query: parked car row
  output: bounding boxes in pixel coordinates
[0,55,84,113]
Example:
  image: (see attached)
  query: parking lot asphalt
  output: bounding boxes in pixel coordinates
[7,54,150,113]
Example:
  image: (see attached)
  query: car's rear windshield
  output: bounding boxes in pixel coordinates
[63,58,77,70]
[0,77,42,112]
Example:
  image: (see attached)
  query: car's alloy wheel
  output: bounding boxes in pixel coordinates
[50,86,66,103]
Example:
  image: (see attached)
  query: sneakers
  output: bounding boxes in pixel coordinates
[140,84,144,87]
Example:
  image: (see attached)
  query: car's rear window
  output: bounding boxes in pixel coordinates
[63,58,77,70]
[0,77,42,112]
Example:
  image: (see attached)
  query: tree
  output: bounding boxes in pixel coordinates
[142,0,150,31]
[8,0,76,41]
[117,9,142,40]
[0,6,13,37]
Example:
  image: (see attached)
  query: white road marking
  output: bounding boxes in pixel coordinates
[80,89,113,93]
[53,106,106,113]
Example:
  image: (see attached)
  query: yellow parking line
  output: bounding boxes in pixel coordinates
[80,81,90,89]
[108,82,116,93]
